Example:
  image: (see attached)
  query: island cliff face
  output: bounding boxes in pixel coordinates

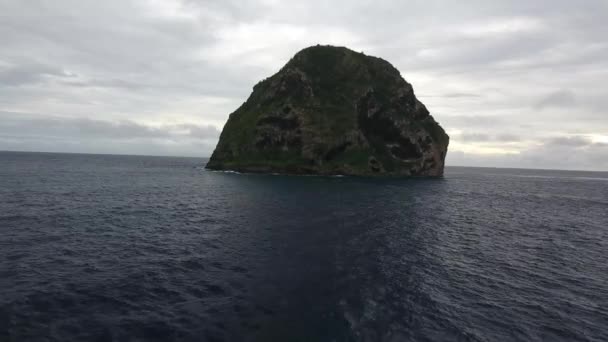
[206,45,449,176]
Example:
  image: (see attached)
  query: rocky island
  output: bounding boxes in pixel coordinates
[206,45,449,176]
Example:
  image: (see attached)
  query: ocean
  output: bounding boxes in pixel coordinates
[1,151,606,341]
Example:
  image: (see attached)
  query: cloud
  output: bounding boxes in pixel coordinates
[0,113,219,140]
[423,93,481,98]
[0,63,73,87]
[457,16,543,38]
[0,111,219,156]
[518,136,608,170]
[545,136,591,147]
[448,135,608,171]
[62,78,146,90]
[179,123,222,139]
[534,89,577,110]
[453,132,521,143]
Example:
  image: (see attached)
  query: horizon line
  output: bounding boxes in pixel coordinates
[2,149,607,173]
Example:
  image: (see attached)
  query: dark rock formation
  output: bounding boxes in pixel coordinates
[206,45,449,176]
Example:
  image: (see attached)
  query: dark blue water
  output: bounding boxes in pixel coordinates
[1,151,607,341]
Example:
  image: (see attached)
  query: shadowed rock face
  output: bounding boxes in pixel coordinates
[206,45,449,176]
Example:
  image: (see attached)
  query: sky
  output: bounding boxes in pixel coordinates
[1,0,607,170]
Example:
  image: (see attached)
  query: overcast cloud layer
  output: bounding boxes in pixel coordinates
[1,0,607,170]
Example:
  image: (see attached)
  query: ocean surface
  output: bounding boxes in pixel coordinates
[1,151,607,342]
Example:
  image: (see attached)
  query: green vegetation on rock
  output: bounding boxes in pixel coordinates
[206,45,449,176]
